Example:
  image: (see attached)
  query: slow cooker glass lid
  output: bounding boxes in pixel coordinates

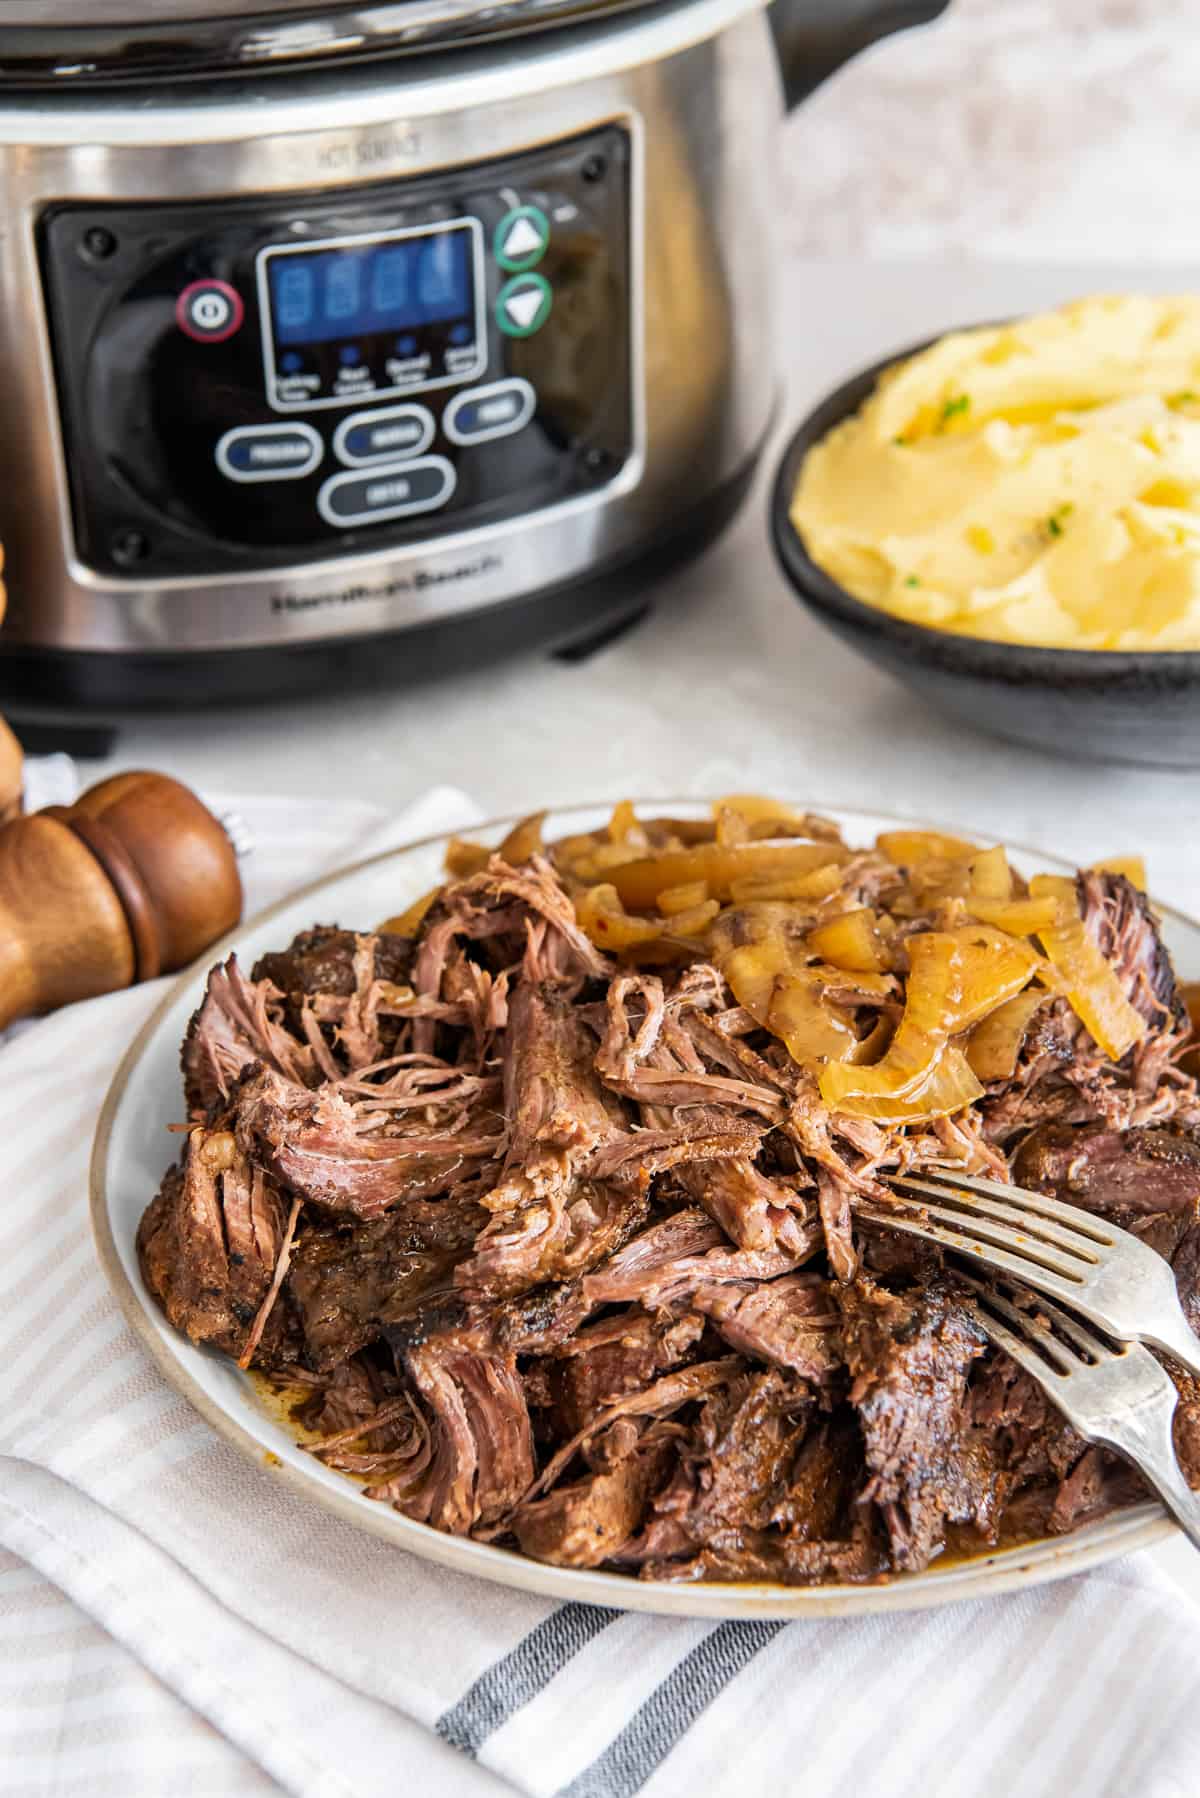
[0,0,656,84]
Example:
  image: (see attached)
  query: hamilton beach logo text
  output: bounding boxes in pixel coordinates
[269,554,503,615]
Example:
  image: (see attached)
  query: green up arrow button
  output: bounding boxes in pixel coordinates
[494,205,550,271]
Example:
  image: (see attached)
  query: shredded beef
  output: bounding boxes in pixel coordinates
[691,1273,841,1382]
[838,1274,999,1571]
[680,1157,813,1255]
[231,1064,501,1220]
[539,1310,706,1435]
[137,1130,298,1368]
[285,1194,485,1371]
[618,1370,880,1584]
[139,828,1200,1586]
[253,926,413,1019]
[375,1342,534,1534]
[514,1434,676,1568]
[1048,1446,1146,1533]
[181,956,320,1117]
[1077,871,1186,1032]
[1013,1122,1200,1217]
[457,1179,649,1300]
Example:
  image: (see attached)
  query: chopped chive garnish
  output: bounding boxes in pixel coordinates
[940,394,970,424]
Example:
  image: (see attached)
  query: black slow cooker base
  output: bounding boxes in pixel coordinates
[0,452,758,713]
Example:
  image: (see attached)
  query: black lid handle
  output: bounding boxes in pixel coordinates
[768,0,950,112]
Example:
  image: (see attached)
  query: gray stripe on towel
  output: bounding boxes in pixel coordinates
[438,1603,621,1757]
[557,1620,785,1798]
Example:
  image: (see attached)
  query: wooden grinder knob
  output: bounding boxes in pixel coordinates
[0,770,243,1031]
[0,714,20,824]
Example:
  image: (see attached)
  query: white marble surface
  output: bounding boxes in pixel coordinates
[781,0,1200,263]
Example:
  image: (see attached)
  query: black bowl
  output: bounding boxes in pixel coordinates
[770,344,1200,768]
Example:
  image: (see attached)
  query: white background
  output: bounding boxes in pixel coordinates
[782,0,1200,263]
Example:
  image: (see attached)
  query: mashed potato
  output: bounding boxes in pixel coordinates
[791,294,1200,650]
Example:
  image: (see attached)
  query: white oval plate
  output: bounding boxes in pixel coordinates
[91,802,1181,1618]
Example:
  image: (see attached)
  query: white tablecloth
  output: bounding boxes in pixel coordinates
[5,782,1200,1798]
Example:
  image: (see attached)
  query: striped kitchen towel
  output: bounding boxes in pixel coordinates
[4,784,1200,1798]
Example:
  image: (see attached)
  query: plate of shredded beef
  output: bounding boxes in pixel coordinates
[91,799,1200,1617]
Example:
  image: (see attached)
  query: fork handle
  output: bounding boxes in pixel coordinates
[1098,1396,1200,1554]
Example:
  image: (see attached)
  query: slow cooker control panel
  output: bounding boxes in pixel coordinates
[38,125,632,578]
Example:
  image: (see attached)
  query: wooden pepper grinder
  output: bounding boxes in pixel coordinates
[0,713,20,824]
[0,770,243,1030]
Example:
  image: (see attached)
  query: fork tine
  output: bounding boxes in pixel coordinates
[1003,1289,1117,1362]
[856,1203,1090,1302]
[889,1176,1103,1265]
[956,1272,1115,1368]
[975,1303,1078,1377]
[899,1167,1116,1245]
[865,1195,1090,1280]
[969,1305,1072,1384]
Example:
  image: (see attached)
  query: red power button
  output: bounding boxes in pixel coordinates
[176,279,244,343]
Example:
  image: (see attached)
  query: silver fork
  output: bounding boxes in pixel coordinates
[856,1168,1200,1380]
[962,1274,1200,1551]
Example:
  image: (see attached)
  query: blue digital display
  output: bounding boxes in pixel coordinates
[267,226,474,346]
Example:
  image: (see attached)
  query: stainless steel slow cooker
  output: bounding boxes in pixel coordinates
[0,0,946,705]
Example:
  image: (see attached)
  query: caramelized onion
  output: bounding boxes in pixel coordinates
[1091,854,1147,890]
[379,885,441,937]
[443,838,491,877]
[656,880,710,916]
[608,842,846,909]
[425,805,1151,1131]
[1031,874,1148,1060]
[728,864,848,904]
[968,845,1012,902]
[967,895,1060,935]
[828,1047,983,1123]
[714,804,751,847]
[497,811,547,864]
[722,941,859,1065]
[577,883,665,949]
[714,794,844,843]
[819,927,1034,1114]
[806,908,891,974]
[876,829,980,865]
[661,899,721,938]
[965,988,1048,1081]
[910,927,1038,1033]
[607,798,646,847]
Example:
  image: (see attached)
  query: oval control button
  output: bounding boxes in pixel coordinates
[443,378,536,447]
[216,422,322,483]
[333,405,434,467]
[317,456,456,528]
